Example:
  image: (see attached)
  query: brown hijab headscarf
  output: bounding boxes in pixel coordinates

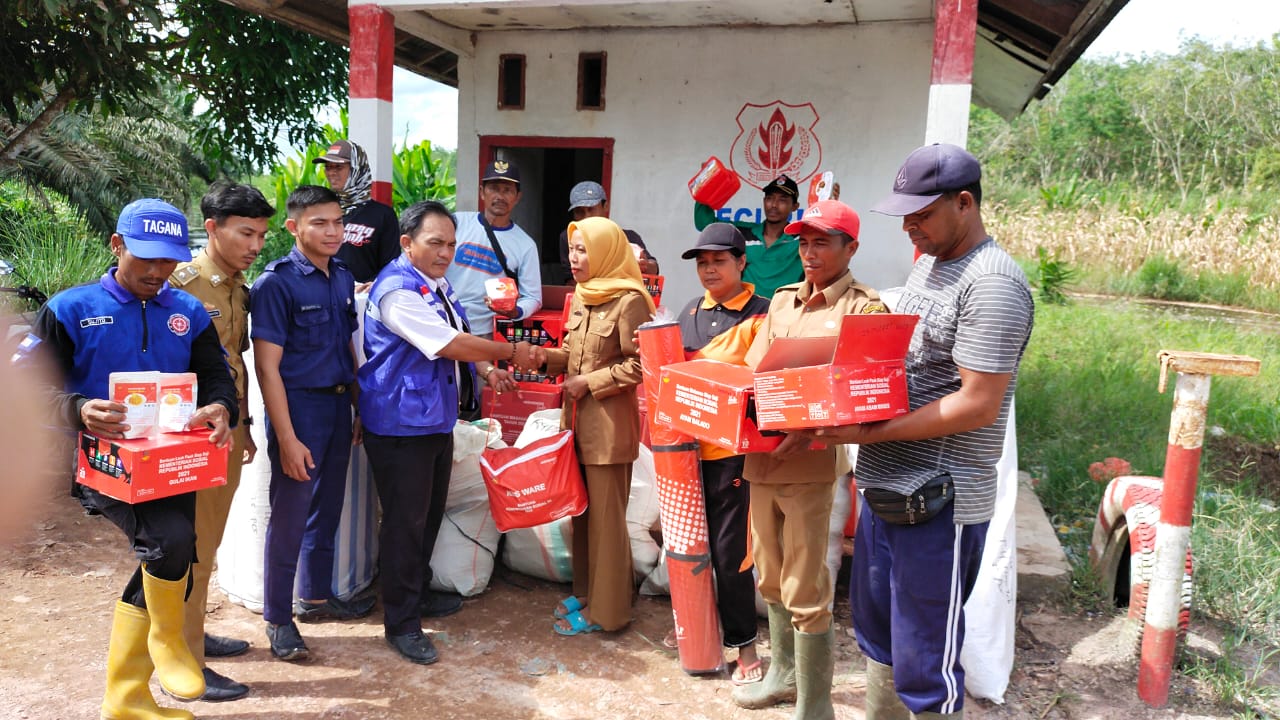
[566,217,657,315]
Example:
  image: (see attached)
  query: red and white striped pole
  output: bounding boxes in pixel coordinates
[1138,351,1259,707]
[347,1,395,206]
[925,0,977,148]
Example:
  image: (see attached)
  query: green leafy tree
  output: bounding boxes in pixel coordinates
[1,0,347,180]
[0,87,206,233]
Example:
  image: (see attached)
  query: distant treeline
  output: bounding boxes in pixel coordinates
[971,37,1280,207]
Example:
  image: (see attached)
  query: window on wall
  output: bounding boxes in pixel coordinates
[498,54,525,110]
[578,52,606,110]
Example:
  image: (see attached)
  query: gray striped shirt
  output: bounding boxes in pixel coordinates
[856,238,1034,524]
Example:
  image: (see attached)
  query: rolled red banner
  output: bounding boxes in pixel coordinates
[638,322,723,675]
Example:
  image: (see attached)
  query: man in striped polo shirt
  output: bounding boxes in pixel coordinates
[813,144,1034,720]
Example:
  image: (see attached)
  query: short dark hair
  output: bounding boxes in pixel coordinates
[286,185,341,220]
[400,200,457,238]
[944,181,983,207]
[201,183,275,223]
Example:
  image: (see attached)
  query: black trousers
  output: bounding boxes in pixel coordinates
[364,430,453,636]
[81,485,196,608]
[701,456,759,648]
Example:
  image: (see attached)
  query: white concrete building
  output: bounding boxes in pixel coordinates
[225,0,1127,303]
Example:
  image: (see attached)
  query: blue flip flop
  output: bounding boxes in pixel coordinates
[554,609,602,636]
[552,596,584,620]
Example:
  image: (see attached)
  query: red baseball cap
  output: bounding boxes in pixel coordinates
[783,200,860,239]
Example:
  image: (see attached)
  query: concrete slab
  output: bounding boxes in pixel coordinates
[1015,471,1072,603]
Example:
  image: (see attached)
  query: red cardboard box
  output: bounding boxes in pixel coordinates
[482,384,564,445]
[654,359,784,453]
[76,431,229,504]
[753,313,918,430]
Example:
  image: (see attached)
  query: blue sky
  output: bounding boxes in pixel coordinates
[379,0,1280,152]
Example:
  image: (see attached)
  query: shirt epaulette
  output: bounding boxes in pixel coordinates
[264,256,287,272]
[171,264,200,287]
[774,282,803,295]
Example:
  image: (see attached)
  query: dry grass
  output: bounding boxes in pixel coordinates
[988,203,1280,291]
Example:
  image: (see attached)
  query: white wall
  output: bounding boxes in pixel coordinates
[455,22,933,304]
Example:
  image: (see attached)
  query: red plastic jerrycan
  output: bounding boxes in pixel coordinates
[688,156,742,209]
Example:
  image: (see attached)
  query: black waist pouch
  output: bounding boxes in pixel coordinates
[862,473,953,526]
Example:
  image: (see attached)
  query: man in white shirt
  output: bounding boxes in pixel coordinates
[359,200,538,664]
[445,161,543,337]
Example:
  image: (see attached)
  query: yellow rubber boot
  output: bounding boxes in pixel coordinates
[101,601,194,720]
[140,568,205,700]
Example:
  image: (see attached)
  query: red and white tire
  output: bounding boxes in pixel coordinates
[1089,475,1193,649]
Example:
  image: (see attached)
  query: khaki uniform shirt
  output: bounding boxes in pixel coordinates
[544,292,649,466]
[170,250,250,402]
[743,271,887,485]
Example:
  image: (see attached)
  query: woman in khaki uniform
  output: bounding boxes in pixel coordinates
[543,217,655,634]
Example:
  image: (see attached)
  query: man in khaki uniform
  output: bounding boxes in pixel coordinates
[734,200,886,720]
[170,183,273,701]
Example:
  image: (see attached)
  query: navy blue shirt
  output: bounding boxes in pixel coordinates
[250,247,357,390]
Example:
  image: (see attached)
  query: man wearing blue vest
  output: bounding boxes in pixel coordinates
[360,201,539,663]
[23,198,237,719]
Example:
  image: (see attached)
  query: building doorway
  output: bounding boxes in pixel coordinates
[478,135,613,285]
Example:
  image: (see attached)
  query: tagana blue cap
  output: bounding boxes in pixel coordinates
[115,199,191,261]
[568,181,606,211]
[481,159,521,186]
[872,143,982,216]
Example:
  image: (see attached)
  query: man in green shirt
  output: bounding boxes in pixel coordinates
[693,174,802,298]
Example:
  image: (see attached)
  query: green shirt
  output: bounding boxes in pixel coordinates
[694,203,803,298]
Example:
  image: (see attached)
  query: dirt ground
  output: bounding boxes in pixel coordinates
[0,491,1239,720]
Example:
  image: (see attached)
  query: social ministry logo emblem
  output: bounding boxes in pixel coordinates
[730,101,822,190]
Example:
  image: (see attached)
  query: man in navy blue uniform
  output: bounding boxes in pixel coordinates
[23,198,237,719]
[251,185,372,663]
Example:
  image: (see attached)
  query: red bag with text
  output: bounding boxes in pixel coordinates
[479,430,586,533]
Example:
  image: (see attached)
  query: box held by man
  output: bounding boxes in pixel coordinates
[76,430,229,503]
[654,359,785,454]
[753,313,918,430]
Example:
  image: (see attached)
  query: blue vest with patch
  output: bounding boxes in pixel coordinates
[45,269,212,401]
[357,255,467,436]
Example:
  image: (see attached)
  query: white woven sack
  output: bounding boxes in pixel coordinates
[428,421,505,597]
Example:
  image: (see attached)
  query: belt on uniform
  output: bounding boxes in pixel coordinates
[301,384,352,395]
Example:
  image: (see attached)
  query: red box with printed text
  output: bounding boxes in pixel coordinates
[654,360,785,454]
[752,314,918,430]
[481,384,564,445]
[75,431,229,504]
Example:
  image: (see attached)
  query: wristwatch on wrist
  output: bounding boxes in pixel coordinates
[482,365,497,381]
[242,416,253,427]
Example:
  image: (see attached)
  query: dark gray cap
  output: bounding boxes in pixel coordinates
[681,222,747,259]
[871,143,981,216]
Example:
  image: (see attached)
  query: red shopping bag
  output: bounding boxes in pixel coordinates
[479,429,587,532]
